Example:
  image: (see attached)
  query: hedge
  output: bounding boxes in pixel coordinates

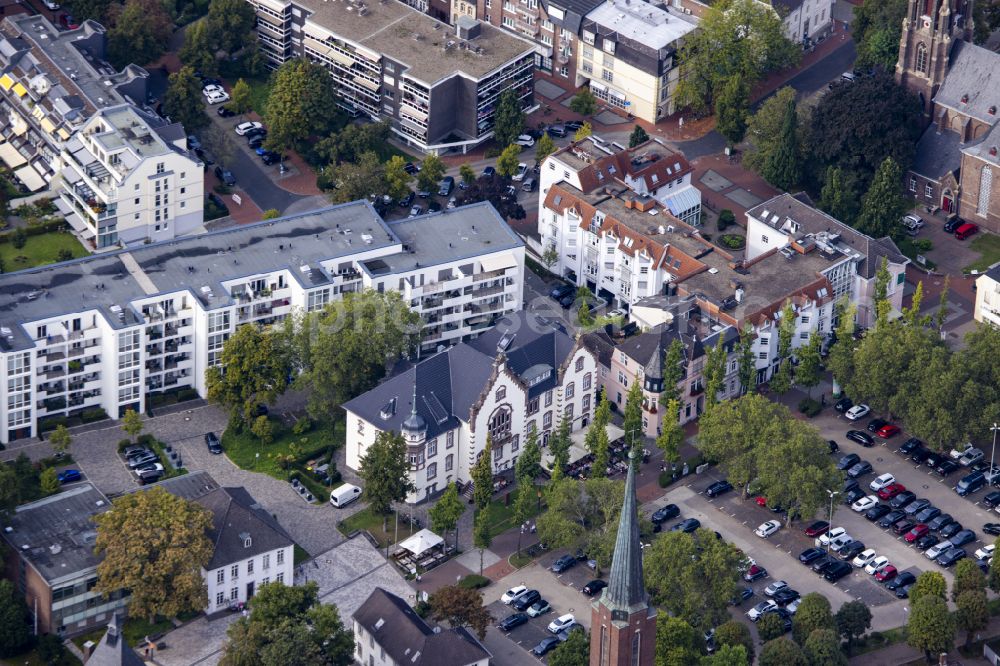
[458,574,490,590]
[0,218,66,244]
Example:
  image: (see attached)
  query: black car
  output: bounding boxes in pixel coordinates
[896,583,915,598]
[204,432,222,454]
[799,547,826,564]
[582,580,607,596]
[403,162,418,175]
[904,498,932,516]
[834,396,854,413]
[886,571,917,590]
[260,151,282,165]
[551,555,577,573]
[546,125,567,138]
[936,547,967,567]
[837,453,861,471]
[498,613,529,631]
[399,192,415,208]
[549,283,575,300]
[984,523,1000,536]
[844,488,866,505]
[878,509,907,528]
[949,529,977,547]
[839,541,867,560]
[843,478,860,494]
[893,519,916,535]
[924,451,945,469]
[773,588,800,606]
[915,506,941,523]
[865,504,892,521]
[927,513,954,531]
[867,418,888,433]
[811,555,836,574]
[651,504,680,524]
[214,166,236,186]
[564,120,584,131]
[531,637,560,656]
[939,521,963,539]
[482,166,497,178]
[900,437,923,455]
[558,292,576,309]
[889,491,918,510]
[983,491,1000,508]
[511,590,541,611]
[915,534,940,550]
[824,561,853,581]
[706,480,733,498]
[911,448,933,464]
[847,430,875,447]
[936,460,960,476]
[136,469,163,485]
[671,518,701,533]
[944,217,964,233]
[217,105,236,117]
[731,587,754,605]
[847,461,873,478]
[248,135,264,149]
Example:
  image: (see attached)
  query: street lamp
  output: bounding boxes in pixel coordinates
[991,423,1000,476]
[825,489,839,553]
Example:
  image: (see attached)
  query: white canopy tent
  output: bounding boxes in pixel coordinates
[397,528,444,557]
[541,423,624,471]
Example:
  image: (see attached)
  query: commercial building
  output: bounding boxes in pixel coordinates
[0,201,523,444]
[576,0,697,122]
[344,310,597,503]
[245,0,536,153]
[974,265,1000,328]
[0,483,128,636]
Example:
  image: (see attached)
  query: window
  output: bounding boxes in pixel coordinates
[909,177,917,192]
[247,559,254,574]
[490,407,512,441]
[217,570,224,584]
[583,372,592,390]
[528,397,539,414]
[565,382,575,398]
[543,411,552,429]
[925,184,933,198]
[575,357,584,372]
[243,535,252,548]
[761,235,769,244]
[565,403,574,419]
[916,42,927,73]
[445,454,454,471]
[427,462,437,480]
[799,332,809,340]
[276,572,284,584]
[447,431,455,449]
[979,166,993,216]
[758,337,769,346]
[758,352,768,360]
[511,434,519,452]
[231,587,238,600]
[427,438,437,458]
[544,390,552,407]
[496,386,506,401]
[276,549,284,565]
[800,315,809,324]
[156,162,165,174]
[494,444,503,460]
[216,592,225,606]
[617,370,626,385]
[263,554,270,569]
[601,69,614,83]
[583,394,591,411]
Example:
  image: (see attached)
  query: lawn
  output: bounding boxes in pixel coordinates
[121,615,174,646]
[0,231,88,270]
[244,78,272,118]
[481,483,545,539]
[1,648,80,666]
[964,233,1000,273]
[221,418,342,482]
[337,506,425,549]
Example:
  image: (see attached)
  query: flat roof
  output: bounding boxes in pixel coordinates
[2,483,110,585]
[298,0,534,85]
[585,0,697,49]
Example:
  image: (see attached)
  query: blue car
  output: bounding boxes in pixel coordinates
[57,469,81,484]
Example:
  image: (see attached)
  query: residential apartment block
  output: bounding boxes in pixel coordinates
[974,264,1000,328]
[344,310,597,502]
[0,201,523,444]
[760,0,835,45]
[245,0,535,154]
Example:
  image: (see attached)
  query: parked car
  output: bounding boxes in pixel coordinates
[511,590,541,611]
[501,586,528,604]
[887,571,917,591]
[852,495,878,513]
[527,600,552,617]
[812,556,837,574]
[234,121,264,136]
[937,547,967,567]
[773,588,800,606]
[547,125,567,138]
[408,205,423,218]
[551,555,577,573]
[916,534,941,551]
[126,451,158,469]
[706,480,733,498]
[983,523,1000,536]
[817,526,847,547]
[975,544,996,561]
[217,105,236,117]
[514,134,535,147]
[875,565,898,582]
[482,166,496,178]
[900,437,923,455]
[498,613,529,631]
[915,506,941,523]
[876,424,901,439]
[889,491,918,510]
[852,548,877,568]
[949,529,977,547]
[840,541,867,561]
[925,451,945,469]
[204,432,222,454]
[904,498,932,516]
[824,561,853,581]
[731,587,755,605]
[951,442,975,459]
[867,418,888,433]
[799,547,826,564]
[845,488,866,505]
[834,396,854,413]
[755,520,782,538]
[260,151,282,166]
[744,565,768,582]
[829,534,855,552]
[764,580,788,597]
[136,469,162,485]
[214,166,236,186]
[747,600,778,621]
[804,521,830,537]
[547,614,576,634]
[57,469,81,483]
[936,460,961,476]
[845,404,871,421]
[847,430,875,447]
[847,461,873,478]
[438,176,454,197]
[944,216,964,233]
[902,214,924,233]
[512,163,529,182]
[671,518,701,533]
[892,519,915,535]
[877,482,907,500]
[837,453,861,471]
[905,524,930,543]
[960,448,985,467]
[939,521,964,539]
[956,470,987,496]
[928,513,954,531]
[651,504,680,524]
[134,462,165,476]
[206,90,230,104]
[911,448,933,464]
[955,222,979,240]
[865,505,892,522]
[582,580,607,596]
[925,541,953,560]
[202,84,224,97]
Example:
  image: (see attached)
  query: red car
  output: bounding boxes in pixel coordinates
[904,524,929,543]
[876,424,901,439]
[877,482,907,500]
[875,565,898,582]
[804,520,830,537]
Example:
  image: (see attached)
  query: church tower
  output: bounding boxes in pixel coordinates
[896,0,974,117]
[590,451,656,666]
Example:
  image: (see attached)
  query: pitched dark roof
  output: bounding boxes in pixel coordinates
[354,588,491,666]
[197,486,296,570]
[539,0,606,33]
[85,613,145,666]
[911,126,963,180]
[616,323,702,380]
[934,40,1000,124]
[581,328,615,369]
[601,452,646,611]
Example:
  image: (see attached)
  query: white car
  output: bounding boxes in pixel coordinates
[950,442,974,460]
[903,214,924,230]
[547,614,576,634]
[43,0,60,8]
[755,520,782,538]
[206,90,230,105]
[514,134,535,147]
[852,548,877,568]
[864,555,890,575]
[786,597,802,614]
[747,600,778,621]
[764,580,788,597]
[817,526,846,548]
[202,84,224,97]
[870,473,895,492]
[845,404,871,421]
[829,534,854,553]
[852,495,878,513]
[235,121,264,136]
[975,544,995,561]
[501,585,527,604]
[512,162,528,182]
[925,541,952,560]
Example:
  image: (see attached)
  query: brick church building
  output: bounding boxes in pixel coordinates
[896,0,1000,234]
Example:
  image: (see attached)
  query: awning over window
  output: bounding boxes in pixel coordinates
[0,142,26,168]
[480,252,516,273]
[589,81,607,93]
[15,164,46,191]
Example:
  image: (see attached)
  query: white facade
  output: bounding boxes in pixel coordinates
[974,268,1000,328]
[204,544,293,614]
[759,0,834,44]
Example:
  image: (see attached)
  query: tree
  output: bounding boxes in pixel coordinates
[757,612,786,642]
[856,156,905,240]
[701,644,749,666]
[573,122,592,142]
[827,300,857,395]
[40,467,59,495]
[536,133,556,162]
[655,613,702,666]
[547,627,589,666]
[384,156,412,201]
[818,166,859,225]
[761,95,801,191]
[496,144,521,179]
[549,415,572,476]
[471,437,494,511]
[736,324,755,395]
[428,483,465,550]
[769,300,796,395]
[205,0,257,55]
[417,154,446,192]
[715,621,754,664]
[358,431,415,530]
[542,245,559,269]
[952,558,987,602]
[586,392,612,476]
[459,163,477,186]
[907,595,955,663]
[629,124,649,148]
[164,66,209,132]
[644,529,743,630]
[454,173,526,221]
[429,585,492,640]
[854,0,908,70]
[106,0,171,69]
[0,580,31,658]
[792,593,834,645]
[655,399,683,468]
[569,88,598,117]
[758,638,807,666]
[290,290,421,423]
[511,477,534,555]
[261,209,281,220]
[493,89,524,149]
[179,20,216,77]
[674,0,798,115]
[658,339,685,406]
[472,510,491,575]
[121,408,144,443]
[325,152,388,203]
[265,59,341,151]
[515,423,542,481]
[10,228,25,250]
[250,415,274,445]
[715,77,749,146]
[94,487,213,622]
[622,379,644,458]
[49,424,72,455]
[202,124,237,169]
[909,571,947,606]
[803,629,846,666]
[536,477,623,574]
[795,332,823,397]
[744,87,799,176]
[220,581,353,666]
[230,79,253,117]
[990,538,1000,593]
[935,275,950,333]
[956,589,989,650]
[206,324,290,427]
[702,338,728,410]
[835,600,872,654]
[0,464,19,520]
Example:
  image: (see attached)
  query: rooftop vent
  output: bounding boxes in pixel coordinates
[49,544,61,555]
[374,618,385,630]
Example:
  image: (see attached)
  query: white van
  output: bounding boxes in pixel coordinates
[330,483,362,508]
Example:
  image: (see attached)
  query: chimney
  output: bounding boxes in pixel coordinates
[82,641,97,661]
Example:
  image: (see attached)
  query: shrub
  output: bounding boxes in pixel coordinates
[292,417,313,435]
[798,398,822,417]
[38,416,68,432]
[288,470,301,482]
[458,574,490,589]
[177,388,199,401]
[413,600,432,618]
[137,434,156,446]
[658,471,674,488]
[57,249,73,262]
[913,238,933,252]
[11,227,26,249]
[717,209,736,231]
[117,439,133,452]
[719,234,746,249]
[80,408,107,423]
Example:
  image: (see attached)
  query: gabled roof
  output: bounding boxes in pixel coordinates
[85,613,145,666]
[354,588,491,666]
[616,323,702,380]
[912,125,963,179]
[961,121,1000,168]
[934,40,1000,125]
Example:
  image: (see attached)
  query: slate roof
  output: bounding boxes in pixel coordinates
[85,613,145,666]
[962,121,1000,168]
[985,264,1000,282]
[580,328,615,369]
[539,0,605,33]
[343,311,579,437]
[354,588,491,666]
[912,126,963,179]
[934,40,1000,124]
[616,323,702,380]
[601,451,646,611]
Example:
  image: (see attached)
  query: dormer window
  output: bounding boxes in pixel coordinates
[240,532,252,548]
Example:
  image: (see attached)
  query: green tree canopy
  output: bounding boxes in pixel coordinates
[106,0,171,69]
[856,156,905,239]
[417,155,446,192]
[744,87,799,175]
[230,79,253,116]
[515,423,542,481]
[791,592,835,645]
[909,571,948,605]
[536,477,625,575]
[164,66,209,132]
[803,628,846,666]
[0,580,31,658]
[325,152,387,203]
[907,595,955,663]
[179,20,217,77]
[205,0,257,54]
[853,0,908,70]
[715,620,754,664]
[206,324,290,427]
[569,89,598,117]
[629,125,650,148]
[536,133,557,161]
[835,600,871,653]
[818,166,860,225]
[265,59,341,151]
[384,155,412,201]
[758,638,807,666]
[547,627,589,666]
[761,94,802,191]
[471,437,494,512]
[956,589,989,649]
[429,585,492,639]
[49,424,72,455]
[655,613,702,666]
[358,431,415,529]
[493,89,525,148]
[714,77,749,146]
[428,482,465,550]
[496,144,522,179]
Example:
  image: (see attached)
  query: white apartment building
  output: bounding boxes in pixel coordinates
[974,265,1000,328]
[59,106,204,248]
[0,201,523,444]
[344,310,597,503]
[759,0,835,45]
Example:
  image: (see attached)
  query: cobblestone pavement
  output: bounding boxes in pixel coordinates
[153,613,239,666]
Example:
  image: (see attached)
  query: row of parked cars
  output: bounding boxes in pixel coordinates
[122,444,167,485]
[498,581,593,657]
